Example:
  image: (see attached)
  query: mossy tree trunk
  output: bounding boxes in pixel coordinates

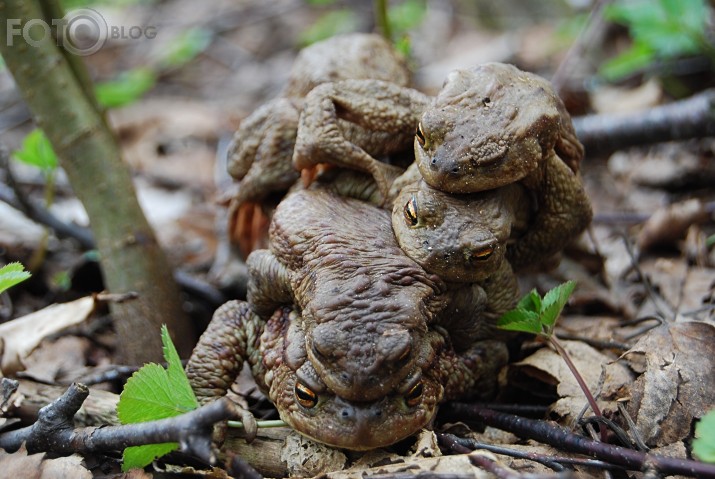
[0,0,195,363]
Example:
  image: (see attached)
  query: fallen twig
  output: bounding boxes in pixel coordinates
[0,382,239,465]
[440,433,619,473]
[440,403,715,478]
[573,89,715,156]
[0,147,227,308]
[438,433,569,479]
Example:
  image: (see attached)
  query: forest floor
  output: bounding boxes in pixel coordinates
[0,1,713,477]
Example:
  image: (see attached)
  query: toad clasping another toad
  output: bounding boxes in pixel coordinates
[186,189,509,449]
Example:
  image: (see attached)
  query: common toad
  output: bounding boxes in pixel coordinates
[246,188,449,402]
[186,300,507,450]
[293,63,592,268]
[225,33,410,255]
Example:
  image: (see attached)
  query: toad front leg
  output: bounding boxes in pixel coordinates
[508,153,592,270]
[293,79,430,200]
[246,249,295,318]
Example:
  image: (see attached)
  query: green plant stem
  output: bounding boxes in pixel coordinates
[228,420,287,429]
[373,0,392,42]
[548,336,607,442]
[0,0,195,363]
[26,170,55,272]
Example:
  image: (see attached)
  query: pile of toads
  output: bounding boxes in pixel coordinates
[186,33,592,450]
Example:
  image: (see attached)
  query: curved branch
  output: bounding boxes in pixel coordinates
[0,383,239,465]
[441,403,715,478]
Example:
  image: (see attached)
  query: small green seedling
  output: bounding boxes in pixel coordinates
[117,325,198,471]
[12,129,60,272]
[159,27,213,70]
[13,129,58,173]
[498,280,576,337]
[95,68,156,109]
[498,281,606,441]
[299,9,360,46]
[600,0,715,81]
[0,262,31,294]
[694,409,715,463]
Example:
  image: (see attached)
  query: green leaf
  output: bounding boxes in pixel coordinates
[693,409,715,463]
[540,280,576,328]
[159,28,213,69]
[602,0,710,81]
[497,309,542,334]
[0,262,31,294]
[95,68,156,109]
[13,129,58,172]
[298,10,360,46]
[117,325,197,471]
[387,0,426,36]
[123,443,178,471]
[516,289,542,313]
[600,42,655,81]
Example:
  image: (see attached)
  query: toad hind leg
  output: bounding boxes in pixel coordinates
[186,300,265,404]
[293,80,429,200]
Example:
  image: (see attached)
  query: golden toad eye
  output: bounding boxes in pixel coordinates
[415,122,426,147]
[473,245,494,261]
[405,381,423,407]
[295,383,318,408]
[403,196,419,227]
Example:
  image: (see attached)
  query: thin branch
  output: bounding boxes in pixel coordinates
[438,433,569,479]
[550,0,611,94]
[573,89,715,156]
[440,403,715,478]
[0,147,226,307]
[0,382,239,465]
[443,434,621,473]
[0,145,95,249]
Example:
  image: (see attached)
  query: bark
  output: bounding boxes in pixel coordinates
[0,382,238,465]
[0,0,195,362]
[573,89,715,156]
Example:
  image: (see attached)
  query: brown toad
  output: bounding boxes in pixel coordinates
[225,33,410,255]
[245,187,510,402]
[293,63,592,269]
[186,302,506,450]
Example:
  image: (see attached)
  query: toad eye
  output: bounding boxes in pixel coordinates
[473,245,495,261]
[403,195,419,227]
[415,122,426,147]
[295,382,318,409]
[405,381,423,407]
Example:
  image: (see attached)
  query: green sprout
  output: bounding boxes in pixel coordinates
[601,0,715,81]
[498,281,607,441]
[0,262,31,295]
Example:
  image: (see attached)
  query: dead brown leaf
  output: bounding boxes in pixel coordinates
[110,98,225,189]
[508,340,633,421]
[637,198,709,252]
[20,336,91,384]
[621,321,715,446]
[0,296,97,375]
[0,445,91,478]
[280,430,348,477]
